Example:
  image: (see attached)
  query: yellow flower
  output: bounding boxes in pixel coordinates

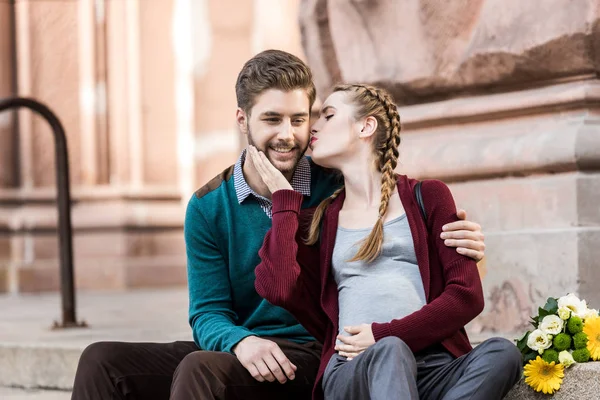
[524,356,564,394]
[583,315,600,360]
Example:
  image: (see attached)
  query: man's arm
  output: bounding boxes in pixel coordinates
[185,197,254,353]
[185,196,297,384]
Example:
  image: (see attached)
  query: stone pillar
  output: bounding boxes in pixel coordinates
[191,0,310,185]
[190,0,253,188]
[0,0,18,292]
[0,1,18,189]
[301,0,600,338]
[17,0,83,189]
[0,0,189,293]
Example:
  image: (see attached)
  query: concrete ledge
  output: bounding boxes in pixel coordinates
[0,345,81,390]
[0,289,190,389]
[505,362,600,400]
[0,386,70,400]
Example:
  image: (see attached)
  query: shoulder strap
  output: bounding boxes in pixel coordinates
[414,181,427,224]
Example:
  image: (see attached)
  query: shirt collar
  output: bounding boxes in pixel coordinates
[233,149,311,204]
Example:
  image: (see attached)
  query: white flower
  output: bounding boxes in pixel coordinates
[558,293,588,318]
[540,315,565,335]
[558,306,571,320]
[527,329,553,354]
[583,308,599,320]
[559,350,576,368]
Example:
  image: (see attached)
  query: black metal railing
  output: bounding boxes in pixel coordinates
[0,97,85,329]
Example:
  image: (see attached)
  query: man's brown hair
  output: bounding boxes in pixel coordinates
[235,49,317,114]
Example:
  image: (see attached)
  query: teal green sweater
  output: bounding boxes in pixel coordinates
[184,158,339,353]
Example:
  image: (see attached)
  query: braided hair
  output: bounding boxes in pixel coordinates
[305,84,401,263]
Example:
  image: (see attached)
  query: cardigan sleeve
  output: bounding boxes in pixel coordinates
[254,189,329,343]
[371,180,484,353]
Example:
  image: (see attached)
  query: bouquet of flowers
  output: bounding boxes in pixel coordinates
[516,293,600,394]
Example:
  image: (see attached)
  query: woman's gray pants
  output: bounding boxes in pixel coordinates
[322,336,522,400]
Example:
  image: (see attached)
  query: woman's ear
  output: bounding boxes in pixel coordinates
[358,116,378,139]
[236,108,249,134]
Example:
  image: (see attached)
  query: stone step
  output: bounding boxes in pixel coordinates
[0,344,82,390]
[2,342,599,398]
[0,289,191,390]
[3,290,597,398]
[505,362,600,400]
[0,387,70,400]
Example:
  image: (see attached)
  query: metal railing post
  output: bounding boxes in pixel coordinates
[0,97,86,329]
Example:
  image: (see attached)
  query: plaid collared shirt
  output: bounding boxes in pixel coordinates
[233,150,311,218]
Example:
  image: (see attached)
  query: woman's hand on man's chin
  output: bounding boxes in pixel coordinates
[248,145,293,193]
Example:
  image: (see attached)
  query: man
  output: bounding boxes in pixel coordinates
[71,49,486,400]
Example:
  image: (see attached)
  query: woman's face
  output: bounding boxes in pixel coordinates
[309,91,364,169]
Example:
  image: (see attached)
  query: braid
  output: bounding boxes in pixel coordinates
[305,186,345,245]
[339,84,402,263]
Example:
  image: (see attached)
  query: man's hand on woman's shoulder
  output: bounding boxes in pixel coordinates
[440,209,486,262]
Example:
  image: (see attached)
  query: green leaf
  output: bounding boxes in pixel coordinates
[538,307,552,320]
[517,331,531,353]
[543,297,559,314]
[531,316,540,328]
[523,351,538,365]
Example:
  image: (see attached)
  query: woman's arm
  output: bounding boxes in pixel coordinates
[254,189,328,343]
[370,180,484,353]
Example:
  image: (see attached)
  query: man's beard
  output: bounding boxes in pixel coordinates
[247,129,308,175]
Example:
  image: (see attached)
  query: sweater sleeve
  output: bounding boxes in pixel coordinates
[254,190,329,343]
[371,180,484,353]
[185,196,255,353]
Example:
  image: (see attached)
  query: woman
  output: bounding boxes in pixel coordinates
[251,84,522,400]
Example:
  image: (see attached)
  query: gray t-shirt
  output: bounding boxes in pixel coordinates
[332,214,426,345]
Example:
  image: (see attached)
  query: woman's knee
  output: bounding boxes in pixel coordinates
[369,337,415,365]
[374,337,411,353]
[478,338,523,372]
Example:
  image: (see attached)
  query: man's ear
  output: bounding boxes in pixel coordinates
[358,116,378,139]
[236,108,249,134]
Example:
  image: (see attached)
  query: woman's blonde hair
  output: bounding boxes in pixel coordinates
[305,84,401,263]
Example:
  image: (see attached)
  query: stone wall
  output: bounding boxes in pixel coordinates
[0,0,305,293]
[300,0,600,339]
[302,0,600,103]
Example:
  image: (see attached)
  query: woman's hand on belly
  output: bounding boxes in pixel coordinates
[335,324,376,360]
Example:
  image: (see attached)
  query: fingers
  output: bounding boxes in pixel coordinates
[456,209,467,220]
[235,337,296,384]
[338,350,359,358]
[254,360,276,383]
[456,247,485,262]
[440,230,484,242]
[336,335,354,345]
[443,239,485,252]
[249,145,274,172]
[248,146,268,176]
[262,354,290,384]
[246,363,265,382]
[336,344,360,353]
[441,228,485,263]
[442,220,481,233]
[271,346,297,381]
[343,325,361,335]
[258,150,277,173]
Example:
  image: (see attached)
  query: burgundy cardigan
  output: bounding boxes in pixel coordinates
[254,175,484,400]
